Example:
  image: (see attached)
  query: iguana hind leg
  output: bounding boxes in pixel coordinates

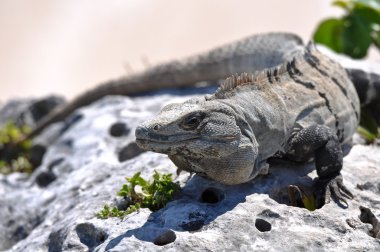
[287,125,353,208]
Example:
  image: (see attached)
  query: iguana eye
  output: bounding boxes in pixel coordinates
[181,112,205,130]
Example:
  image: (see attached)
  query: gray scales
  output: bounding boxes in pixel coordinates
[23,33,380,207]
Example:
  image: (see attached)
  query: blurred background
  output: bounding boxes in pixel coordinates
[1,0,379,101]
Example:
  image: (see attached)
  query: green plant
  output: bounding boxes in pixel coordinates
[96,203,141,219]
[0,121,33,174]
[357,108,380,142]
[288,185,317,211]
[96,171,180,219]
[314,0,380,59]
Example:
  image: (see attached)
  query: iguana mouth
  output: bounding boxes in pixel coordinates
[135,125,200,143]
[135,136,199,144]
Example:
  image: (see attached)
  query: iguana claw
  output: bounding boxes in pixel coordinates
[315,174,353,208]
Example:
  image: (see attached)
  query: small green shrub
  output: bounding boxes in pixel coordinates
[357,108,380,142]
[314,0,380,59]
[96,171,180,219]
[96,203,141,219]
[0,121,33,174]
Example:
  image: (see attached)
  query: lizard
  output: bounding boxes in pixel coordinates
[19,33,379,143]
[135,38,379,208]
[10,32,378,206]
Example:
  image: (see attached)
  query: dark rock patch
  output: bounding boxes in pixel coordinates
[109,122,130,137]
[255,218,272,232]
[29,144,47,168]
[359,206,380,238]
[200,187,224,204]
[118,142,145,162]
[75,223,108,251]
[153,229,176,246]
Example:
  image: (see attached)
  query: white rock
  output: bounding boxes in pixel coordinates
[0,87,379,251]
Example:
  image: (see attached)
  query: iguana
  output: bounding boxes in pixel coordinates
[134,36,379,207]
[13,32,379,206]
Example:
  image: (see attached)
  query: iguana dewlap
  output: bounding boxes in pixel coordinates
[136,43,360,206]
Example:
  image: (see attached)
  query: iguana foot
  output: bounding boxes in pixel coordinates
[314,174,353,208]
[285,125,354,208]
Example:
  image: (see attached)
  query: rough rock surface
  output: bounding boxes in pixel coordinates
[1,87,380,251]
[0,95,65,128]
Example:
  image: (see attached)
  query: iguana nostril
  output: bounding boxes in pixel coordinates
[153,124,160,131]
[135,126,148,138]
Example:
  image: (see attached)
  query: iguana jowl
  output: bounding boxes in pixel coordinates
[135,42,362,206]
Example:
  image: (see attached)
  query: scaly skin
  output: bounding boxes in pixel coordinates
[136,44,360,206]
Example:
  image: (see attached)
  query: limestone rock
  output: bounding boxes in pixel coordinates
[0,87,379,251]
[0,95,65,128]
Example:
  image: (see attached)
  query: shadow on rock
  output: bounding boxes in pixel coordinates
[105,161,316,249]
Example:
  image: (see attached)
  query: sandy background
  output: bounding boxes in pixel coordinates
[1,0,379,101]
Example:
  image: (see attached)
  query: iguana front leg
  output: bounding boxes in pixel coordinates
[287,125,353,208]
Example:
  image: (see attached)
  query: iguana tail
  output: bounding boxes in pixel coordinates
[346,67,380,125]
[21,32,304,141]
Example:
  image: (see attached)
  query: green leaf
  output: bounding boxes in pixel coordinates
[354,5,380,24]
[360,108,379,135]
[314,0,380,59]
[333,0,351,10]
[313,15,372,58]
[354,0,380,12]
[302,195,317,211]
[342,13,373,58]
[314,18,346,53]
[117,184,131,197]
[358,107,380,142]
[357,126,377,141]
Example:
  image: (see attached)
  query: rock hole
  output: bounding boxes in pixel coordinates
[255,218,272,232]
[200,187,224,204]
[269,185,319,211]
[153,229,176,246]
[75,223,108,250]
[109,122,130,137]
[48,158,65,171]
[12,226,28,240]
[180,220,205,231]
[35,171,56,187]
[30,96,65,122]
[258,209,281,218]
[48,229,67,252]
[60,113,83,134]
[118,142,145,162]
[60,139,73,148]
[29,144,46,168]
[359,206,380,238]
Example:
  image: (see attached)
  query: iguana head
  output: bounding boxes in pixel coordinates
[135,97,259,185]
